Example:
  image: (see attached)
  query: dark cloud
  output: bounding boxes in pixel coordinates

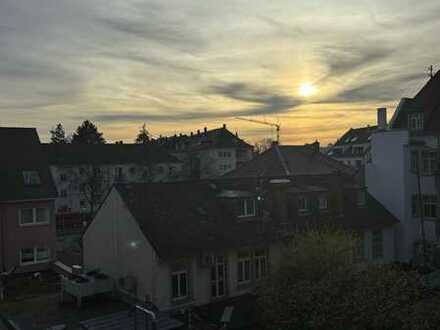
[208,82,300,116]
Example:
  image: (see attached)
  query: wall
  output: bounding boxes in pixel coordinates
[0,200,56,273]
[83,188,158,301]
[199,148,237,179]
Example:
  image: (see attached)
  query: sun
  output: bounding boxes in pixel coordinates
[299,83,317,97]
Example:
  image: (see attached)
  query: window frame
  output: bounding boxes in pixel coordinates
[171,270,188,300]
[408,112,424,131]
[22,171,41,186]
[298,196,309,215]
[318,196,328,210]
[412,194,439,219]
[237,251,252,284]
[372,230,384,260]
[20,247,50,266]
[18,208,50,226]
[237,198,256,218]
[254,250,268,281]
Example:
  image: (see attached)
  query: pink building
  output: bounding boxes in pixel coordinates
[0,128,57,273]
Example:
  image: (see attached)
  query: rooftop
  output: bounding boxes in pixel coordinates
[0,127,57,202]
[222,144,355,179]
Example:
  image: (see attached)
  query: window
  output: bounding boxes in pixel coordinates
[238,199,256,218]
[353,146,363,154]
[22,171,41,185]
[171,270,188,299]
[114,167,123,181]
[20,247,50,265]
[60,173,67,182]
[410,150,420,172]
[298,196,309,214]
[19,208,50,226]
[412,195,438,218]
[211,256,227,298]
[237,251,251,284]
[354,233,364,260]
[408,113,424,131]
[421,150,438,175]
[60,189,67,198]
[254,250,267,280]
[319,196,328,210]
[372,230,383,259]
[357,190,366,207]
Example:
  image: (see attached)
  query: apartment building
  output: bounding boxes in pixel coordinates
[366,71,440,261]
[0,128,57,273]
[153,124,254,179]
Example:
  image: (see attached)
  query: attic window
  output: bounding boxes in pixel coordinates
[23,171,41,186]
[238,198,256,218]
[408,113,424,131]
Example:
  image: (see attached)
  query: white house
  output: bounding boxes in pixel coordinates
[366,71,440,262]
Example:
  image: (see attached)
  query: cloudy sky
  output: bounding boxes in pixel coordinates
[1,0,439,144]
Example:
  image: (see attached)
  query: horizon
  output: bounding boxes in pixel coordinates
[1,0,438,144]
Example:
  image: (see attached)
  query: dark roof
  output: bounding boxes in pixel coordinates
[43,143,180,166]
[223,144,355,179]
[0,128,57,202]
[334,126,377,146]
[283,193,399,232]
[115,182,276,258]
[153,126,252,151]
[390,71,440,131]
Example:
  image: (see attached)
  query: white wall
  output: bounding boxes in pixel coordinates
[83,188,158,301]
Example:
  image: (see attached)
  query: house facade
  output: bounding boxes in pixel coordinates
[83,182,281,311]
[366,71,440,262]
[153,124,254,179]
[83,143,398,312]
[0,128,57,273]
[43,143,183,217]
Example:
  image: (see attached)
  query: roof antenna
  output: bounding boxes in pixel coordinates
[429,65,434,79]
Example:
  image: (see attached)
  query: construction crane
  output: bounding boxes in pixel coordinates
[235,117,281,144]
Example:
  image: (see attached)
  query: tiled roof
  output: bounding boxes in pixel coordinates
[334,126,377,146]
[223,144,355,179]
[115,182,277,258]
[153,126,252,151]
[43,143,180,166]
[390,71,440,131]
[0,127,57,202]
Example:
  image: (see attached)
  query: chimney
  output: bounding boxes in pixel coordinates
[222,123,226,129]
[190,131,193,137]
[204,127,207,134]
[377,108,387,130]
[197,129,200,136]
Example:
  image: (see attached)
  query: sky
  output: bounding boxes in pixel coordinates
[1,0,439,145]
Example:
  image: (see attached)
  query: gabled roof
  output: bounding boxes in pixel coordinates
[43,143,180,166]
[153,125,252,151]
[0,127,57,202]
[390,71,440,131]
[115,182,276,258]
[334,126,377,146]
[223,144,355,179]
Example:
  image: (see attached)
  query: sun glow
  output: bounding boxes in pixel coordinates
[299,83,317,97]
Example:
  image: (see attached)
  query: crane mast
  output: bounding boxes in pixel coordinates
[235,117,281,144]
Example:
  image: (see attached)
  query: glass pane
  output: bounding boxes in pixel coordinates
[172,275,179,298]
[20,209,34,224]
[36,208,48,223]
[21,248,34,263]
[36,248,49,261]
[238,263,243,282]
[180,273,187,296]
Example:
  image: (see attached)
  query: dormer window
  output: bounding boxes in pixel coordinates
[238,198,256,218]
[22,171,41,186]
[408,113,424,131]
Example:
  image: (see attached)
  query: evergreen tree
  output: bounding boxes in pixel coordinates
[135,123,150,144]
[50,123,68,144]
[71,120,105,144]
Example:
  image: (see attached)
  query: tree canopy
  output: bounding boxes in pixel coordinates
[71,120,105,144]
[135,123,150,144]
[258,227,440,330]
[50,123,68,144]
